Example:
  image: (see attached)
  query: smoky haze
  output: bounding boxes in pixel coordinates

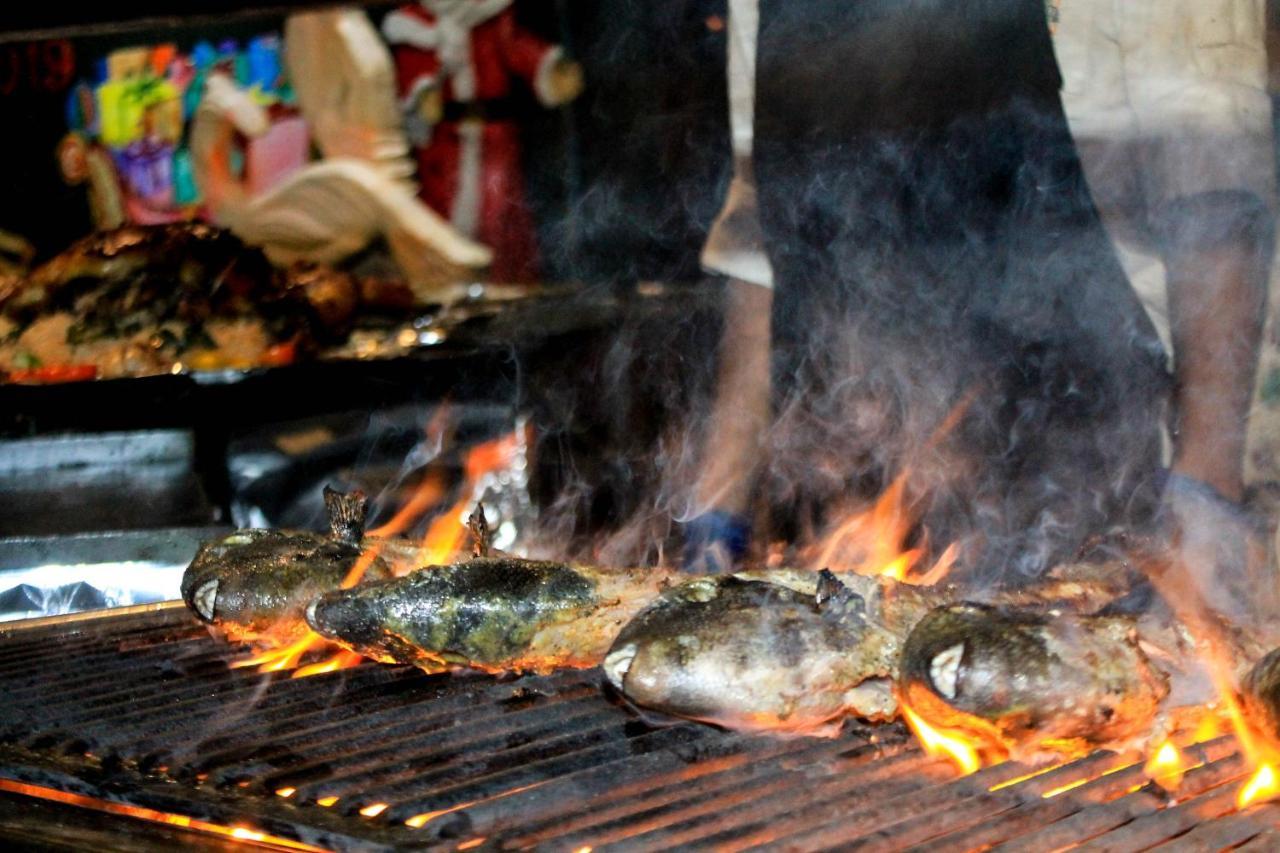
[516,0,1220,588]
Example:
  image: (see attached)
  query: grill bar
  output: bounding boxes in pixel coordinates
[3,605,1280,850]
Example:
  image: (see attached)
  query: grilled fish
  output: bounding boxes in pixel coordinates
[181,488,415,646]
[897,602,1169,760]
[306,556,677,674]
[604,569,946,735]
[598,555,1147,737]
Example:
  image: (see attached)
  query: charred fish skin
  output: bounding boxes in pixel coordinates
[180,489,391,646]
[604,571,903,735]
[180,528,392,645]
[898,602,1169,758]
[306,557,600,673]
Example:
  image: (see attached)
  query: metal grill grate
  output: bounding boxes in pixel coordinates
[2,604,1280,851]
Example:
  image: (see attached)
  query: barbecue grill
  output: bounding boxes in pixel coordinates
[1,602,1278,851]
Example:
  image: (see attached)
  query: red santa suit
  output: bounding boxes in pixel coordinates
[382,0,568,282]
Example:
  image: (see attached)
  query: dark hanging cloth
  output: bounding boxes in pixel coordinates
[751,0,1169,580]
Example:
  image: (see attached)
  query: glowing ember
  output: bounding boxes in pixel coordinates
[0,779,324,851]
[275,787,296,798]
[1239,763,1279,809]
[987,762,1067,792]
[359,802,389,817]
[316,795,339,807]
[1144,740,1186,792]
[457,839,487,850]
[902,703,981,775]
[405,803,472,828]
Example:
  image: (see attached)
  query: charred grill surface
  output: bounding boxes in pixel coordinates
[1,605,1278,850]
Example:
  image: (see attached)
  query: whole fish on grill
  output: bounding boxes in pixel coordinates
[306,556,677,674]
[181,488,418,646]
[894,535,1280,761]
[601,558,1149,736]
[897,602,1170,760]
[604,569,945,734]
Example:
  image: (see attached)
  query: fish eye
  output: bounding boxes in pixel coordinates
[603,644,638,690]
[193,579,219,622]
[929,642,965,700]
[305,598,321,629]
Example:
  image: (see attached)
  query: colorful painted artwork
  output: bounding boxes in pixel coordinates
[60,34,307,228]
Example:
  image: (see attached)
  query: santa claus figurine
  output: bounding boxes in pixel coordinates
[382,0,583,282]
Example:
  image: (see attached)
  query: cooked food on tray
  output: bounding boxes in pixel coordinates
[0,223,416,382]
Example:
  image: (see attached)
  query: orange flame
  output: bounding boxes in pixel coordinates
[229,631,327,673]
[417,424,533,567]
[366,470,447,542]
[227,424,512,677]
[809,473,957,586]
[1193,712,1223,744]
[1144,739,1186,792]
[417,499,472,567]
[1239,763,1279,809]
[809,390,975,582]
[901,703,981,775]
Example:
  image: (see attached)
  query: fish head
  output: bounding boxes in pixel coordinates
[900,603,1052,716]
[306,582,390,649]
[605,573,889,733]
[899,601,1169,757]
[181,528,385,644]
[896,602,1041,748]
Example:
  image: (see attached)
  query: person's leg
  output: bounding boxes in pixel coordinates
[1162,190,1274,503]
[682,278,772,572]
[691,277,773,517]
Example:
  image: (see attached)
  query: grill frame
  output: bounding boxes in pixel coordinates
[3,603,1280,851]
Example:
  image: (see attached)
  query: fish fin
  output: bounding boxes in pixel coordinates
[323,486,368,544]
[816,569,866,618]
[467,503,492,558]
